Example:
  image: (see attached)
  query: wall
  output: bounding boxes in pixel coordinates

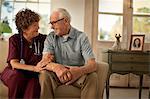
[51,0,85,31]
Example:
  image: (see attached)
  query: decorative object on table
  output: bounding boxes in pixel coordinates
[110,34,122,51]
[129,34,145,51]
[0,19,12,40]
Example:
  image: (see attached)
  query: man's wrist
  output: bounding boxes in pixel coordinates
[51,65,56,71]
[47,62,58,72]
[80,67,85,76]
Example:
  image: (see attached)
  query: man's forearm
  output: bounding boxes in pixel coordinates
[66,59,97,75]
[46,62,68,72]
[42,52,55,63]
[80,62,97,75]
[46,62,60,71]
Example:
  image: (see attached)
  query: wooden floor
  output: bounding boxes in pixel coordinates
[103,88,149,99]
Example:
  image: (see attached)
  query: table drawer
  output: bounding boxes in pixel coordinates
[111,63,149,72]
[111,54,149,62]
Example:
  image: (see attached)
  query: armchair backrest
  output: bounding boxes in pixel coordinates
[0,41,8,73]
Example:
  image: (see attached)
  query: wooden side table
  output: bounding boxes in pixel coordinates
[102,50,150,99]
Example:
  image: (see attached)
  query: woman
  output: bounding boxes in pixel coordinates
[0,8,46,99]
[133,38,141,48]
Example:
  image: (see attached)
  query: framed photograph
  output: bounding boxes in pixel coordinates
[129,35,145,51]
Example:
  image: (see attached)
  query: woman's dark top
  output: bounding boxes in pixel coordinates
[7,33,46,77]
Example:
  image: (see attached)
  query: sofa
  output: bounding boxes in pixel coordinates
[0,40,9,99]
[0,40,109,99]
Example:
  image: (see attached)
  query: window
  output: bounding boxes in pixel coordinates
[98,0,123,41]
[133,0,150,43]
[98,0,150,43]
[0,0,51,36]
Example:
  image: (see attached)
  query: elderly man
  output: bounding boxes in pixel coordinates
[39,8,98,99]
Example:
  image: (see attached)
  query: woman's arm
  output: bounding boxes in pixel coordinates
[10,59,44,72]
[10,59,35,71]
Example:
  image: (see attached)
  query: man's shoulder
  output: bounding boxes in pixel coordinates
[46,32,56,40]
[47,31,55,37]
[72,27,87,38]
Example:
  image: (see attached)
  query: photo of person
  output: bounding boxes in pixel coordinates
[133,38,141,48]
[129,35,145,51]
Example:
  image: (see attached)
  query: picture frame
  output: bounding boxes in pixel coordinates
[129,35,145,51]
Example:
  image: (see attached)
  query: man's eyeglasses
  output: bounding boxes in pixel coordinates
[49,18,64,25]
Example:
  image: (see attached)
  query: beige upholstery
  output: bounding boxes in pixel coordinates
[54,85,81,98]
[0,41,8,73]
[54,62,109,99]
[0,80,8,98]
[0,41,9,99]
[0,40,109,99]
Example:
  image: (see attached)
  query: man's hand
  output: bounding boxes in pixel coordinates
[46,63,72,83]
[65,66,83,85]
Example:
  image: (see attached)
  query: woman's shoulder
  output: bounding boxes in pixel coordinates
[34,33,47,41]
[9,34,20,41]
[39,33,47,38]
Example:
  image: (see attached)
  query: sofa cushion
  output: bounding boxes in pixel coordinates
[54,85,80,98]
[0,80,8,98]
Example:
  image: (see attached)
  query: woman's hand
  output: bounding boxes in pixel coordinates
[34,61,47,72]
[34,53,55,72]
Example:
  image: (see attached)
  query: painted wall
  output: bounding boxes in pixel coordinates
[51,0,85,31]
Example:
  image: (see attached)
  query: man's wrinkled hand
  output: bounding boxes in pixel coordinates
[65,66,83,85]
[45,63,72,83]
[61,70,72,83]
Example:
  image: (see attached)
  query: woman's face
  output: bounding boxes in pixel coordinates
[23,22,39,38]
[135,39,140,45]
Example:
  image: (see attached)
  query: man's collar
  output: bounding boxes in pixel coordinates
[54,27,76,40]
[68,27,76,39]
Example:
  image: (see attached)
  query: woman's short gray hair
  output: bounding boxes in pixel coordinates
[55,8,71,22]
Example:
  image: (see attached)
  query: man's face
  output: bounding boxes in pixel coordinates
[50,12,68,36]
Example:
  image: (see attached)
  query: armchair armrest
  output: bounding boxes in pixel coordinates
[96,62,109,99]
[0,79,8,98]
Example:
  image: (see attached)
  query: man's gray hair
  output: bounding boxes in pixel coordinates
[55,8,71,22]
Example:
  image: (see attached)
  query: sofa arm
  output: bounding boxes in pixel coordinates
[96,62,109,99]
[0,79,8,98]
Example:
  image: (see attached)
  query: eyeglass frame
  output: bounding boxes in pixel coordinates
[49,18,64,25]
